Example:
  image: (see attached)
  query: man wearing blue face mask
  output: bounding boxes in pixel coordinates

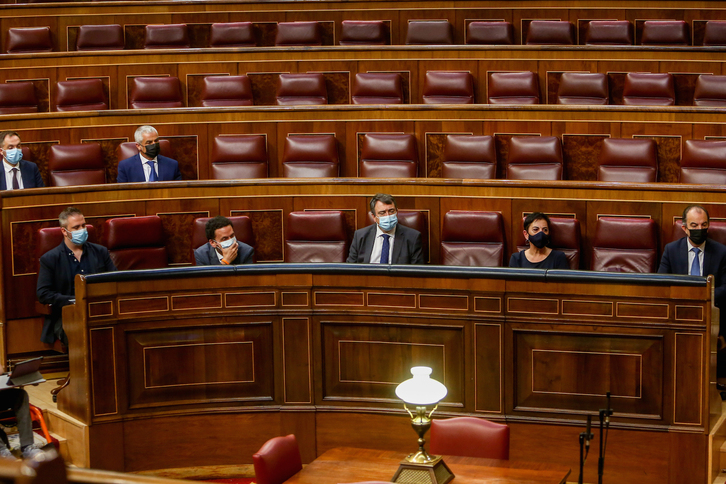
[36,207,116,346]
[117,125,182,183]
[194,216,254,265]
[0,131,44,190]
[347,193,423,264]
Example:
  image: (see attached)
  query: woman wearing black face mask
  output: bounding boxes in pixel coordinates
[509,212,570,269]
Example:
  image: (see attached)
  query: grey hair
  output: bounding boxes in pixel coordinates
[58,207,83,228]
[134,125,158,144]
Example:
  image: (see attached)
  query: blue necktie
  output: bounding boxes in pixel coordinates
[380,234,390,264]
[691,247,701,276]
[147,160,158,182]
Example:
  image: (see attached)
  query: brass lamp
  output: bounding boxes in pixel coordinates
[392,366,454,484]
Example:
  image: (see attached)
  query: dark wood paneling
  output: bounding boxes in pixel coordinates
[90,327,118,417]
[283,317,312,404]
[674,332,703,425]
[475,323,502,412]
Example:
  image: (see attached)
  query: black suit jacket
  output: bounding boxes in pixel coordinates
[36,241,117,344]
[194,242,254,265]
[0,160,44,190]
[658,237,726,306]
[346,223,423,264]
[117,154,182,183]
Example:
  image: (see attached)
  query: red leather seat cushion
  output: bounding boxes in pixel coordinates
[275,22,322,46]
[104,216,168,270]
[55,79,108,111]
[48,143,106,187]
[693,75,726,107]
[680,139,726,184]
[422,71,474,104]
[556,72,609,105]
[622,73,675,106]
[441,211,504,266]
[585,21,633,45]
[359,133,418,178]
[144,24,190,49]
[7,27,53,53]
[704,21,726,46]
[591,217,657,272]
[129,77,184,108]
[201,76,253,107]
[506,136,563,180]
[276,74,328,106]
[488,72,540,104]
[466,21,513,45]
[340,21,388,45]
[640,20,689,45]
[406,20,453,45]
[282,135,339,177]
[352,73,403,105]
[252,435,302,484]
[526,20,575,45]
[0,82,38,114]
[285,211,348,262]
[76,24,124,51]
[597,138,657,183]
[429,417,510,460]
[210,22,256,47]
[442,135,496,179]
[211,135,268,179]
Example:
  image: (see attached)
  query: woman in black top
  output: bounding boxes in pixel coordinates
[509,212,570,269]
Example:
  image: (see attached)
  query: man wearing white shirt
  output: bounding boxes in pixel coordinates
[0,131,44,190]
[116,125,182,183]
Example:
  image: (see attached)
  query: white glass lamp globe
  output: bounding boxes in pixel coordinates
[395,366,448,405]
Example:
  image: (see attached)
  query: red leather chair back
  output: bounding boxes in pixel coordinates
[703,21,726,46]
[670,220,726,246]
[423,71,474,104]
[48,143,105,187]
[210,22,256,47]
[211,135,268,179]
[364,210,428,261]
[441,211,504,267]
[252,435,302,484]
[55,79,108,112]
[116,140,173,163]
[352,73,403,105]
[0,82,38,114]
[285,211,348,262]
[556,72,609,105]
[340,21,389,46]
[680,139,726,185]
[429,417,510,460]
[406,20,453,45]
[442,135,496,179]
[103,216,169,270]
[37,225,96,264]
[359,133,418,178]
[585,20,633,45]
[129,77,184,109]
[282,134,339,177]
[597,138,657,183]
[591,217,657,272]
[275,22,322,46]
[276,74,328,106]
[693,75,726,107]
[466,21,513,45]
[201,76,253,107]
[6,27,53,53]
[515,217,582,269]
[640,20,689,45]
[622,73,675,106]
[526,20,575,45]
[191,216,254,263]
[76,24,124,51]
[487,72,540,104]
[144,24,190,49]
[506,136,563,180]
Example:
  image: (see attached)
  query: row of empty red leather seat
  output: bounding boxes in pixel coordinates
[31,135,726,184]
[5,71,725,112]
[35,211,705,272]
[8,19,726,53]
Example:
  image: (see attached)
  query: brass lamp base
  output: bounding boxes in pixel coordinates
[392,455,454,484]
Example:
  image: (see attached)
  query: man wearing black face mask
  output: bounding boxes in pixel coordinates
[116,125,182,183]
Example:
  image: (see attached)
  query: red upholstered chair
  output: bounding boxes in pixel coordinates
[365,210,428,260]
[556,72,609,105]
[282,134,339,177]
[515,217,582,269]
[406,20,454,45]
[129,77,184,109]
[597,138,658,183]
[352,73,403,104]
[585,20,633,45]
[55,79,108,111]
[591,217,657,273]
[6,27,53,53]
[201,76,254,107]
[359,133,418,178]
[693,75,726,107]
[37,226,96,261]
[442,134,496,179]
[284,211,348,262]
[487,72,540,104]
[441,211,505,267]
[210,135,268,179]
[680,139,726,184]
[103,216,169,270]
[466,21,514,45]
[209,22,256,47]
[526,20,575,45]
[429,417,510,460]
[252,435,302,484]
[144,24,190,49]
[191,216,255,264]
[275,22,322,46]
[48,143,105,187]
[670,219,726,246]
[640,20,689,46]
[76,24,124,51]
[703,21,726,46]
[276,74,328,106]
[116,140,173,163]
[0,82,39,114]
[506,136,563,180]
[422,71,474,104]
[340,20,389,46]
[622,73,675,106]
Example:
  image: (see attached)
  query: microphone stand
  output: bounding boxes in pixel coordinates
[578,414,593,484]
[598,392,614,484]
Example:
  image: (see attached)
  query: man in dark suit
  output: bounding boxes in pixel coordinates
[347,193,423,264]
[0,130,44,190]
[36,207,117,346]
[194,216,254,265]
[117,125,182,183]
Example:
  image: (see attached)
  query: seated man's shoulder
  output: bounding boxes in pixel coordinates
[710,238,726,254]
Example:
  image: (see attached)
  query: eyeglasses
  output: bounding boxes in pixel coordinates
[376,208,397,217]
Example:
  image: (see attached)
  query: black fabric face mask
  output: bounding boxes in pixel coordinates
[144,142,161,159]
[528,231,549,249]
[688,228,708,246]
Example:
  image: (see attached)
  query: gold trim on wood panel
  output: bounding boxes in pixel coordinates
[314,291,365,306]
[473,296,502,313]
[474,322,503,413]
[366,292,417,308]
[281,292,308,307]
[507,297,559,314]
[418,293,469,311]
[561,299,614,317]
[90,327,118,417]
[170,293,223,311]
[673,332,704,426]
[282,317,313,404]
[118,296,169,315]
[615,301,669,319]
[226,291,277,308]
[674,305,704,322]
[88,301,114,318]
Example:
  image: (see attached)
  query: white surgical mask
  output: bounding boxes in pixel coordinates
[219,237,236,249]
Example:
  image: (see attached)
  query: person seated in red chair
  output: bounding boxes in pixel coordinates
[509,212,569,269]
[194,216,254,265]
[36,207,117,347]
[116,125,182,183]
[0,131,44,190]
[0,372,44,460]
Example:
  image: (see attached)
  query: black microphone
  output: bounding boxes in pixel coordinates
[585,414,592,455]
[605,392,612,424]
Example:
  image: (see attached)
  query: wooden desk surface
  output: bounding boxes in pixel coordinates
[285,447,571,484]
